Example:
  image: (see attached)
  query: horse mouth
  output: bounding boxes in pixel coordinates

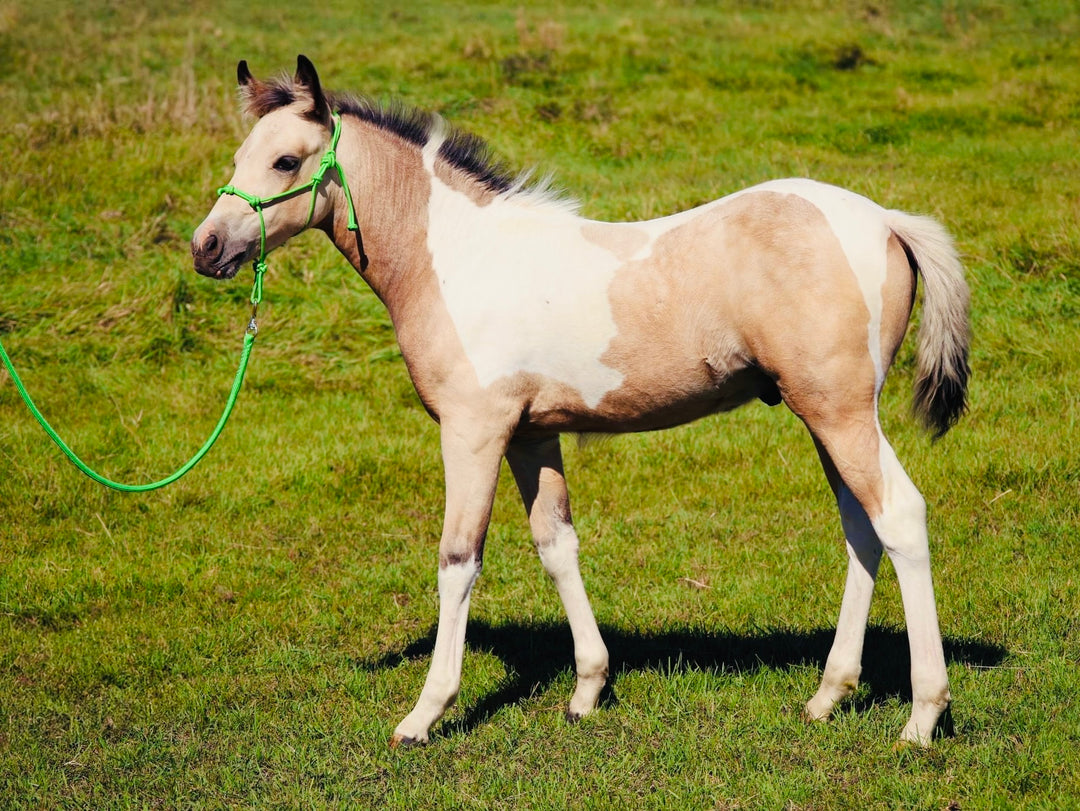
[195,250,249,280]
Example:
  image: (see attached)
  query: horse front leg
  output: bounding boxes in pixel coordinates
[505,435,609,721]
[390,420,508,747]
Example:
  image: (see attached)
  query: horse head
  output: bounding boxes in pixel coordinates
[192,55,336,279]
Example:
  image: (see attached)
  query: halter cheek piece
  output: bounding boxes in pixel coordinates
[217,111,366,331]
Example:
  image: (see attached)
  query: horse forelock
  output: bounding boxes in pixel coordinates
[241,74,323,121]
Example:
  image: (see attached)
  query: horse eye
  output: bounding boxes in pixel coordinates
[273,156,301,173]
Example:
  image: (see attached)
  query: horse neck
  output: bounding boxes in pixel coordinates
[319,119,435,307]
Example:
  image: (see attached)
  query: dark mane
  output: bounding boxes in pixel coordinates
[333,93,519,196]
[242,75,521,197]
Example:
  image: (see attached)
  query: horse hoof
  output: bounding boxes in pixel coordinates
[389,733,424,749]
[565,710,583,724]
[897,727,933,749]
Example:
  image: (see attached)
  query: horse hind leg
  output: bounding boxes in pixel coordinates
[804,415,950,745]
[803,435,884,722]
[505,436,609,721]
[874,437,951,745]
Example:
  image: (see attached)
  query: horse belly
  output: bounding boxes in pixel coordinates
[518,348,769,435]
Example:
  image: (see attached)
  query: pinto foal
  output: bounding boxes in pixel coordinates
[193,56,970,747]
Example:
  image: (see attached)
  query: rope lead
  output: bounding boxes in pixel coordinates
[0,112,359,492]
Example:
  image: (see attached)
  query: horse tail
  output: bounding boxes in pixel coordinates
[885,210,971,439]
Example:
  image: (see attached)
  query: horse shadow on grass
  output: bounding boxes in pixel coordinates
[362,620,1006,739]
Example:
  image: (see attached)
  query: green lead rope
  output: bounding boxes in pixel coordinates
[0,112,358,492]
[0,281,260,493]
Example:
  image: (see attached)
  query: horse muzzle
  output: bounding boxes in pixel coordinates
[191,225,251,280]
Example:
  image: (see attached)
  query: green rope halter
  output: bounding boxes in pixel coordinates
[217,111,362,299]
[0,112,359,492]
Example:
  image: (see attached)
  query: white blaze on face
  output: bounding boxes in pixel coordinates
[423,134,625,408]
[747,179,892,389]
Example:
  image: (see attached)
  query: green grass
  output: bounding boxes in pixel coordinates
[2,0,1079,806]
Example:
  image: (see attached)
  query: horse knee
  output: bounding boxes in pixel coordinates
[528,511,559,548]
[536,524,581,579]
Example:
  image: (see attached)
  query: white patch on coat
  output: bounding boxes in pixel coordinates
[438,556,481,598]
[424,138,892,404]
[424,135,625,408]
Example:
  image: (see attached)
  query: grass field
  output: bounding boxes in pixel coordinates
[2,1,1079,807]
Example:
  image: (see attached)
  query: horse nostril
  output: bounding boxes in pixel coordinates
[194,230,224,261]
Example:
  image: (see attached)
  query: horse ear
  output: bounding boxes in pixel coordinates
[236,59,261,113]
[237,59,254,87]
[236,59,266,114]
[295,54,330,124]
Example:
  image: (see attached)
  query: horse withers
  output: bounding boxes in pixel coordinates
[192,56,970,747]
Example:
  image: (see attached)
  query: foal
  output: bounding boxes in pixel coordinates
[192,56,970,747]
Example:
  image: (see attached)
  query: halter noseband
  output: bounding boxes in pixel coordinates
[216,111,366,323]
